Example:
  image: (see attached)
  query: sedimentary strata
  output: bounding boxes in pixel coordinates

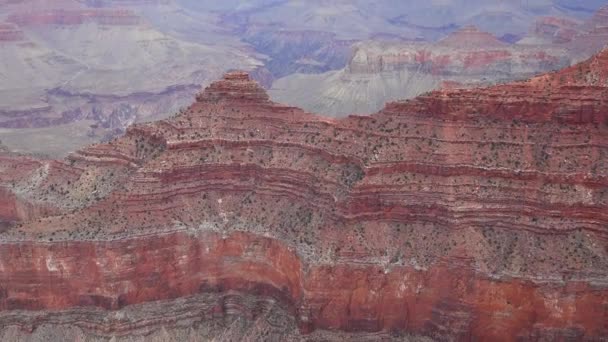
[0,49,607,340]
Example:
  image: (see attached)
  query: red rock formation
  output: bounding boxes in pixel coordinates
[195,70,270,103]
[390,47,608,124]
[0,51,607,340]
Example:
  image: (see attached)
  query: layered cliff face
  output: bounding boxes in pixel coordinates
[392,46,608,124]
[0,48,607,340]
[270,26,576,116]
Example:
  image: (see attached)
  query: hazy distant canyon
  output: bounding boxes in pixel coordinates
[0,0,607,156]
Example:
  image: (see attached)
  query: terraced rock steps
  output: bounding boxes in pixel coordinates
[0,50,607,340]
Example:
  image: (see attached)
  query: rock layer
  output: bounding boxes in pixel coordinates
[0,50,608,340]
[390,46,608,124]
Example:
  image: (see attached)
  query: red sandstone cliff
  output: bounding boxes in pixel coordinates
[0,48,607,340]
[388,45,608,124]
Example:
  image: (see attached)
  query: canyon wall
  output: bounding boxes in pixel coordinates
[0,50,607,340]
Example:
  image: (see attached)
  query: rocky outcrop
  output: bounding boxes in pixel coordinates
[389,46,608,124]
[0,52,607,340]
[195,71,270,103]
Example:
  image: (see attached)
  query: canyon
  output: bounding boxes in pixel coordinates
[270,26,576,116]
[0,44,606,340]
[0,0,260,156]
[2,0,607,156]
[271,5,608,117]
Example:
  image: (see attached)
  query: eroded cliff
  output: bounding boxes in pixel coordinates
[0,49,607,340]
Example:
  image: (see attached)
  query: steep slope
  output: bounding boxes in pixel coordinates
[0,48,607,340]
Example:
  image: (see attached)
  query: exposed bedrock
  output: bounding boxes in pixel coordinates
[387,47,608,124]
[0,50,607,340]
[0,231,606,341]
